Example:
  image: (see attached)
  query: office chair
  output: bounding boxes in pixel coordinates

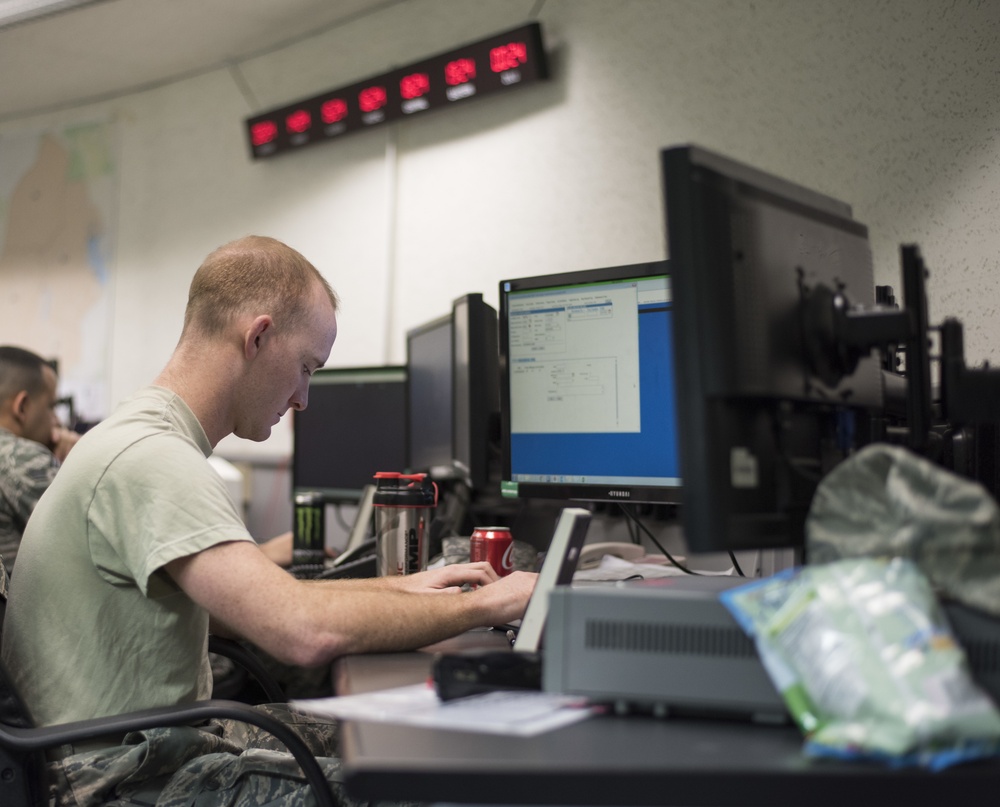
[208,635,287,703]
[0,559,335,807]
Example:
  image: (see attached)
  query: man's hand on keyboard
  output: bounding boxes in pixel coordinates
[392,561,501,593]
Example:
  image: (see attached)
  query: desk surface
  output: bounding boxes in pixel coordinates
[335,631,1000,806]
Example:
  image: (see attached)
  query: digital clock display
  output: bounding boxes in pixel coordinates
[246,22,548,160]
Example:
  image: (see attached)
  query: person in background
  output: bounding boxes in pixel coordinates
[0,345,79,572]
[2,235,536,806]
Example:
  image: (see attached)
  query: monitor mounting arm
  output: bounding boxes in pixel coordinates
[799,245,934,452]
[940,318,1000,426]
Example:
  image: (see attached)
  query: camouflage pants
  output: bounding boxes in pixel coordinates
[46,704,403,807]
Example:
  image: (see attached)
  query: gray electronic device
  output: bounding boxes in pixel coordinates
[543,574,1000,723]
[543,575,788,723]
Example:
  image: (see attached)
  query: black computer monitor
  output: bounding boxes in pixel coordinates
[406,314,454,476]
[406,293,499,490]
[453,293,499,490]
[292,365,408,501]
[662,145,883,554]
[498,261,682,505]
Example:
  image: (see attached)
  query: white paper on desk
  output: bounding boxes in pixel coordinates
[291,684,595,736]
[572,555,741,581]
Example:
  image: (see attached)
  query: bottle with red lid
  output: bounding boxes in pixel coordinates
[372,472,437,575]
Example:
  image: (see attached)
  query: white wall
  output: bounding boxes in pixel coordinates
[3,0,999,466]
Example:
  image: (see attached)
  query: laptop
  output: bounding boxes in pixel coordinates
[317,485,378,579]
[510,506,591,653]
[340,484,377,557]
[433,507,592,698]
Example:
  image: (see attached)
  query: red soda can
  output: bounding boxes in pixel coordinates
[470,526,514,577]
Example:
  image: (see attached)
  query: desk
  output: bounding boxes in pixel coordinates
[335,632,1000,806]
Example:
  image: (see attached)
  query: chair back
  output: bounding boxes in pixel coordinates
[0,554,332,807]
[0,555,46,806]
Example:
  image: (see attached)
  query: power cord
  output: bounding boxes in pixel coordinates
[617,504,699,575]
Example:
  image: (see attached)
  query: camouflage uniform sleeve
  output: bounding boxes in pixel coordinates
[0,430,59,566]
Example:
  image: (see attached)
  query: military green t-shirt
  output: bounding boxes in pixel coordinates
[1,387,253,726]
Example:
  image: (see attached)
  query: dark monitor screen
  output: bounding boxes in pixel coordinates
[406,293,500,490]
[406,314,454,475]
[292,365,408,501]
[662,144,882,553]
[498,261,682,505]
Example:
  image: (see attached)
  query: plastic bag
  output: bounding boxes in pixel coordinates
[806,443,1000,618]
[720,557,1000,769]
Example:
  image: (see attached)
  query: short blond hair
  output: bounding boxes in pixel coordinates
[181,236,339,339]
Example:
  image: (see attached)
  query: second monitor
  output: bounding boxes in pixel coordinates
[293,365,408,502]
[406,293,499,491]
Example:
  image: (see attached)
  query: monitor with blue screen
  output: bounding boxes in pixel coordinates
[498,261,681,505]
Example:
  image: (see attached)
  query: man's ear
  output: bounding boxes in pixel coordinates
[244,315,274,360]
[10,390,29,425]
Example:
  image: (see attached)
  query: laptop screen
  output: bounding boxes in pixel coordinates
[513,507,591,654]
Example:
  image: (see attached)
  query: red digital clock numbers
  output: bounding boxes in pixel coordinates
[285,109,312,134]
[489,41,528,73]
[400,72,430,99]
[321,98,348,124]
[246,23,547,159]
[359,86,388,113]
[445,58,476,86]
[250,119,278,147]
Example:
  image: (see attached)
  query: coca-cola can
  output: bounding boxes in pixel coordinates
[470,526,514,577]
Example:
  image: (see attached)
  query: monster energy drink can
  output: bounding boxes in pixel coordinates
[293,491,327,578]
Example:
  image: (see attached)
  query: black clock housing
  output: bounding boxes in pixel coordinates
[246,23,548,160]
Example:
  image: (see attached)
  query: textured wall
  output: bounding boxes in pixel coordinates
[1,0,997,435]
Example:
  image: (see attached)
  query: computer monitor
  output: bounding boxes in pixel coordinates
[292,365,408,501]
[453,293,499,490]
[406,314,454,476]
[498,261,682,505]
[662,145,883,554]
[406,293,499,491]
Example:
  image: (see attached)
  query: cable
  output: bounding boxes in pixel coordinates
[333,503,351,533]
[617,504,699,575]
[624,512,640,545]
[728,551,746,577]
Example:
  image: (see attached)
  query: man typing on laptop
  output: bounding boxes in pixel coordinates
[2,236,536,807]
